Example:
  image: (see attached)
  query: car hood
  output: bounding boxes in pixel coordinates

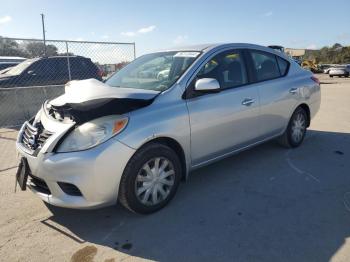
[47,79,160,124]
[50,78,160,106]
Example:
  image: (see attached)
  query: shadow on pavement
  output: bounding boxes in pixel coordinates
[43,129,350,262]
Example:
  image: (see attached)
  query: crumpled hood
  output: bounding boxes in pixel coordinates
[50,78,160,106]
[46,79,159,124]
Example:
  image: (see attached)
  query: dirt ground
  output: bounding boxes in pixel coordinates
[0,73,350,262]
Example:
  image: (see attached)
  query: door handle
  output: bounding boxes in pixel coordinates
[241,98,255,106]
[289,88,298,94]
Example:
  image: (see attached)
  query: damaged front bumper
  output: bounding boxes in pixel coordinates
[16,108,136,209]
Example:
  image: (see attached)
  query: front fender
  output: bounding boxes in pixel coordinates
[116,96,191,176]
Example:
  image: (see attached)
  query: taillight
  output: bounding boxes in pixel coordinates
[311,76,320,85]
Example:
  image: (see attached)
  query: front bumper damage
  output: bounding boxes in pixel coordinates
[14,79,164,209]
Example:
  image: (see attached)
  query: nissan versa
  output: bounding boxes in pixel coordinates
[15,43,321,214]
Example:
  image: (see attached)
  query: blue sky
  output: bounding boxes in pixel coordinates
[0,0,349,55]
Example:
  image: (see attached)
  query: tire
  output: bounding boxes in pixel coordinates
[278,107,308,148]
[330,75,333,78]
[118,143,182,214]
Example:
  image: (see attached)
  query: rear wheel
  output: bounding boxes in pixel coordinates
[278,107,307,148]
[118,143,182,214]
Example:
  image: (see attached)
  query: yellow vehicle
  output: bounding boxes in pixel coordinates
[301,59,322,73]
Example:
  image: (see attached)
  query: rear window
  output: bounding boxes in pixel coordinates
[249,51,280,81]
[276,56,289,76]
[249,50,290,81]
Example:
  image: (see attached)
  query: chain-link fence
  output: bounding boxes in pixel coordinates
[0,37,136,127]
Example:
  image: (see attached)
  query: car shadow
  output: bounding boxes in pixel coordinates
[43,129,350,262]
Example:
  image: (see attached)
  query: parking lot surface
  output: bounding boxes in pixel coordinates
[0,74,350,262]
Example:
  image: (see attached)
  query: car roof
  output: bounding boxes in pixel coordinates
[44,56,87,59]
[158,43,286,56]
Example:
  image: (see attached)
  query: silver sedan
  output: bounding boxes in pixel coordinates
[329,65,350,78]
[16,43,321,214]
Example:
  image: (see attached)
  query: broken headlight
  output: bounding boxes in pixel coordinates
[56,115,128,153]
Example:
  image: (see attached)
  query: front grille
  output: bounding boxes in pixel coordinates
[28,175,51,195]
[58,182,82,196]
[21,121,53,152]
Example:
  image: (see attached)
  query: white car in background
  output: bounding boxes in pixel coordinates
[329,65,350,78]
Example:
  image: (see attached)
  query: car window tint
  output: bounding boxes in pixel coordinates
[69,58,81,73]
[56,58,69,77]
[250,51,280,81]
[276,56,289,76]
[29,59,57,76]
[197,50,247,89]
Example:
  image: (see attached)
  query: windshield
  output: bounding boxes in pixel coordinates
[6,59,36,75]
[106,51,200,91]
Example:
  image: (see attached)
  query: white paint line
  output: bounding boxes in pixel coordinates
[285,150,320,183]
[102,220,125,242]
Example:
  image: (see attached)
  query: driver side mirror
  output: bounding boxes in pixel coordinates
[195,78,221,92]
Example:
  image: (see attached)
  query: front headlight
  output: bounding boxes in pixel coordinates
[56,115,128,153]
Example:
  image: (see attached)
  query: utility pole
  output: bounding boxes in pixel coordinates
[41,13,47,56]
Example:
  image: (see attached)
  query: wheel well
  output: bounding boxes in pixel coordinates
[140,137,187,180]
[298,103,311,127]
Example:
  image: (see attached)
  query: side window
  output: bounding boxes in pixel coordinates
[28,60,57,76]
[70,58,81,73]
[276,56,289,76]
[196,50,248,89]
[56,59,69,78]
[249,51,280,81]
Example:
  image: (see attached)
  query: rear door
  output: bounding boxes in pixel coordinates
[185,49,261,166]
[70,58,98,80]
[246,49,298,138]
[55,58,70,84]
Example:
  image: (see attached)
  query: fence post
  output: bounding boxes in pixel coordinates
[66,41,72,81]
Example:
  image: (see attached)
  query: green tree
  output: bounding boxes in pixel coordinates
[0,36,29,57]
[25,42,58,57]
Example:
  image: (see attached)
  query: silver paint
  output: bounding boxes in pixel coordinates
[16,43,321,209]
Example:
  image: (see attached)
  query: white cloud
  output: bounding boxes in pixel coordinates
[121,25,156,37]
[138,25,156,34]
[262,11,273,17]
[74,37,84,41]
[306,44,317,49]
[0,15,12,25]
[173,35,188,45]
[101,34,109,39]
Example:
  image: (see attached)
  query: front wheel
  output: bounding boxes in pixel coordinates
[278,107,307,148]
[118,143,182,214]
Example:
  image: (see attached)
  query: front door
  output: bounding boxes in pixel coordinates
[185,49,261,166]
